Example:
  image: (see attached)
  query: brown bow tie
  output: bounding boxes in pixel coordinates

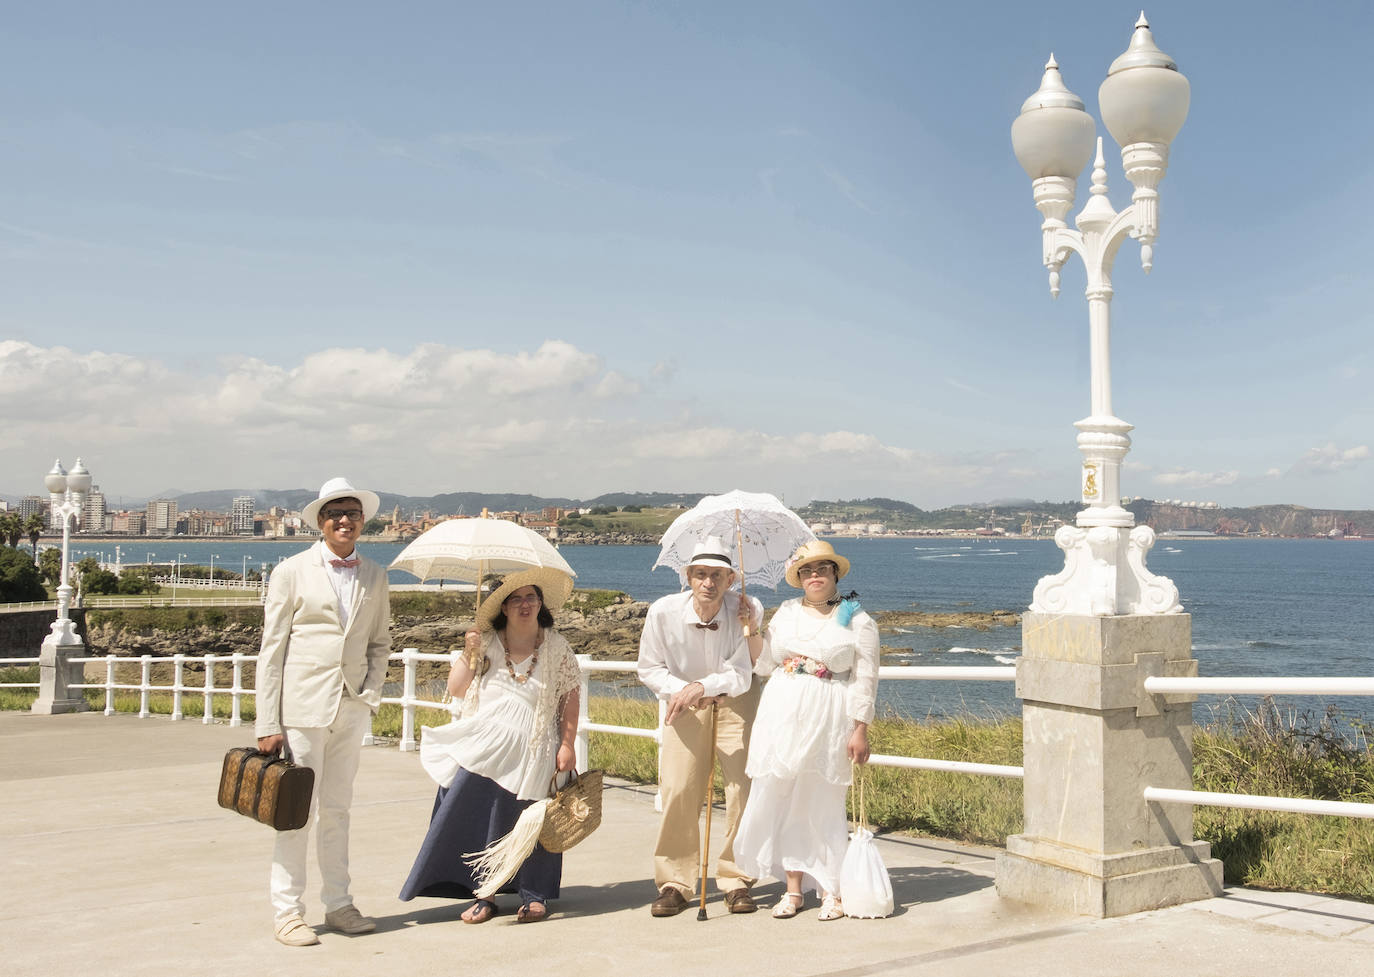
[693,621,719,631]
[329,558,360,569]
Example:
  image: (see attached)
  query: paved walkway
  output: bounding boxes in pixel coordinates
[2,711,1370,976]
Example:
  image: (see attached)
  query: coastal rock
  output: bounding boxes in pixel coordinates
[875,609,1021,631]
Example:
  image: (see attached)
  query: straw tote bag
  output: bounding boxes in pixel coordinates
[839,764,893,918]
[538,768,604,853]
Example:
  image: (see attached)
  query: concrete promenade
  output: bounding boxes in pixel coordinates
[2,711,1369,977]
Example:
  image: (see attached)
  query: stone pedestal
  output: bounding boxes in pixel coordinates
[32,633,90,715]
[995,612,1222,917]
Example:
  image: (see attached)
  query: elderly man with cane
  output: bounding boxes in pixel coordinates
[637,537,765,917]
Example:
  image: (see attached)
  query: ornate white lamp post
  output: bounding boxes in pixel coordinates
[33,457,92,714]
[43,458,91,644]
[1011,13,1189,617]
[997,15,1222,917]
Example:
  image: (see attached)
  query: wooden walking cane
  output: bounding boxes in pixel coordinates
[697,701,718,921]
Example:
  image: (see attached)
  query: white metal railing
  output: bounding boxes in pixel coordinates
[2,595,261,612]
[1142,673,1374,821]
[1144,676,1374,696]
[0,656,41,686]
[82,595,263,608]
[1,601,59,613]
[1144,787,1374,820]
[1,651,1022,780]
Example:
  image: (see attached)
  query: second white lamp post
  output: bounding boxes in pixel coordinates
[1011,13,1189,617]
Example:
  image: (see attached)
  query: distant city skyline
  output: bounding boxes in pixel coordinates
[2,2,1370,510]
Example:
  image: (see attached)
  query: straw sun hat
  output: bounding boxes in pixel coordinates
[476,567,576,630]
[784,540,852,589]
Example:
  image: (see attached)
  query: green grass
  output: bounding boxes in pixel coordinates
[559,507,677,535]
[86,606,265,631]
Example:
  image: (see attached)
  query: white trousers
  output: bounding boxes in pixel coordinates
[270,697,371,920]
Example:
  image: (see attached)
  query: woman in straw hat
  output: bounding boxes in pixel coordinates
[733,540,879,921]
[399,568,582,924]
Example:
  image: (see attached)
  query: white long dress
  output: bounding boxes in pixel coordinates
[419,631,572,801]
[734,599,880,896]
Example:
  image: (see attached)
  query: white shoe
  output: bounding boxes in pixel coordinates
[324,903,376,934]
[818,894,845,921]
[274,913,320,946]
[772,892,804,919]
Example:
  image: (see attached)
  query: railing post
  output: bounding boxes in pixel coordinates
[230,654,244,727]
[171,654,184,721]
[104,655,116,716]
[575,654,591,771]
[138,655,152,718]
[996,612,1222,916]
[202,654,216,724]
[399,648,418,753]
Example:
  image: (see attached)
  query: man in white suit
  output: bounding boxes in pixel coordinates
[256,477,392,946]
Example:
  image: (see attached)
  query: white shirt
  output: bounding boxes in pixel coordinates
[319,543,359,632]
[637,590,760,700]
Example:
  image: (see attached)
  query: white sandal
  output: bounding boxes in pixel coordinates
[818,894,845,921]
[771,892,804,919]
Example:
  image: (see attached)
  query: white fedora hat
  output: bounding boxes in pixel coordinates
[684,535,735,572]
[302,476,381,527]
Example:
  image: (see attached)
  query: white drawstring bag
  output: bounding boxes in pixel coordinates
[839,764,893,918]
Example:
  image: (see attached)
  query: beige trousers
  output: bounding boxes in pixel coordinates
[653,678,761,896]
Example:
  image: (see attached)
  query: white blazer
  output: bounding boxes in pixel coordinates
[255,543,392,736]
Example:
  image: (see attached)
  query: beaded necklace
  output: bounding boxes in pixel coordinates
[502,630,542,685]
[505,650,539,684]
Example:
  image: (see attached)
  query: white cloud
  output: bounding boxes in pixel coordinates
[1290,443,1371,475]
[0,340,1069,505]
[1152,469,1241,489]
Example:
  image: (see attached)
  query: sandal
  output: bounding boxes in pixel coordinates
[771,892,804,919]
[516,901,548,923]
[461,899,498,924]
[818,894,845,921]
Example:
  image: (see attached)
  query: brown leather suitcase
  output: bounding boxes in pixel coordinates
[218,747,314,831]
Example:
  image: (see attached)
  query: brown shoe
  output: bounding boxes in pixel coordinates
[724,889,757,914]
[650,886,688,917]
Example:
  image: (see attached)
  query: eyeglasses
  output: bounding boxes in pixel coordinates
[321,507,364,523]
[504,593,542,606]
[798,564,835,578]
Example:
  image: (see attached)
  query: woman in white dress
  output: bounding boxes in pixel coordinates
[399,568,582,924]
[735,540,879,921]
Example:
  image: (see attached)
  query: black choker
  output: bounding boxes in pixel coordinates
[805,590,859,608]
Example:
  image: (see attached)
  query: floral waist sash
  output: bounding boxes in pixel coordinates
[780,655,848,681]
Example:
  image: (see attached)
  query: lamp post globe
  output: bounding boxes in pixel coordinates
[1098,13,1190,150]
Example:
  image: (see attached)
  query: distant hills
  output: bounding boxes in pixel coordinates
[3,487,1368,537]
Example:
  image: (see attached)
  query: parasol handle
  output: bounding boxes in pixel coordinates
[469,558,486,669]
[735,509,749,638]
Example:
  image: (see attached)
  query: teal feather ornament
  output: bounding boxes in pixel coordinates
[836,596,861,628]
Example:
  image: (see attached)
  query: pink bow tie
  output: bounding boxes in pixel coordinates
[329,558,360,569]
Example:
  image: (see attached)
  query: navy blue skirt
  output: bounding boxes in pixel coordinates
[399,767,562,905]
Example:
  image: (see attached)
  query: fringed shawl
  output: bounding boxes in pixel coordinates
[460,627,582,798]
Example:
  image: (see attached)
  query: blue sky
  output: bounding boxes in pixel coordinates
[2,1,1370,509]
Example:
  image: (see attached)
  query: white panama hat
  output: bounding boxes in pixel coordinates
[684,535,735,572]
[302,476,381,527]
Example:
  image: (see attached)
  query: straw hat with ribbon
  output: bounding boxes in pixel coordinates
[475,567,576,631]
[784,539,852,589]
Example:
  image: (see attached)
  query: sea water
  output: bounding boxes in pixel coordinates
[93,536,1374,722]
